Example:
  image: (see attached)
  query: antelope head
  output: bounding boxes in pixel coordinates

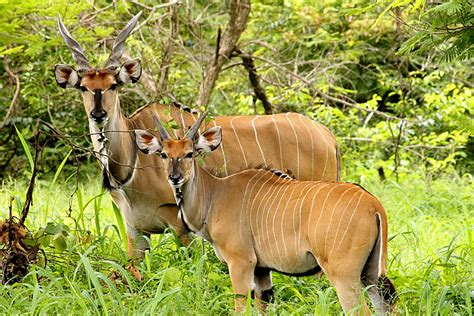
[134,112,222,188]
[54,12,143,125]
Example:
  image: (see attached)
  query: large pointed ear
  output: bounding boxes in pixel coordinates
[134,130,162,154]
[194,126,222,154]
[117,59,142,84]
[54,64,80,88]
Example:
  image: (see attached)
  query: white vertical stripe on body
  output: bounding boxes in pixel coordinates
[299,115,314,180]
[305,183,331,248]
[212,120,228,176]
[285,113,300,178]
[238,171,265,244]
[263,176,291,265]
[292,183,314,255]
[328,190,361,257]
[230,117,248,168]
[248,172,275,240]
[251,116,267,166]
[296,183,318,254]
[323,186,356,254]
[256,175,286,263]
[279,185,300,262]
[271,114,283,169]
[337,192,364,251]
[270,177,294,266]
[313,184,343,253]
[311,120,329,180]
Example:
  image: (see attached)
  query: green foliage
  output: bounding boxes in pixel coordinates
[381,0,474,62]
[0,0,471,180]
[0,175,472,313]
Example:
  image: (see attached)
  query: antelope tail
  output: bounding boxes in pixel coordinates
[375,212,396,304]
[363,209,397,308]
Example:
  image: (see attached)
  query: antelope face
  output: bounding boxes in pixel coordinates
[135,112,222,189]
[54,60,141,125]
[159,139,195,187]
[54,12,142,126]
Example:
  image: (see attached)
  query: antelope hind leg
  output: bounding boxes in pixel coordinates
[324,262,371,315]
[254,268,274,312]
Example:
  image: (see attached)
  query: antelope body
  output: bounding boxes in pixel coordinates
[54,13,340,257]
[136,114,396,314]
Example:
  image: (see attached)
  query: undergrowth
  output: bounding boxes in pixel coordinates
[0,173,472,314]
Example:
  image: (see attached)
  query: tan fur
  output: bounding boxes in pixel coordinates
[81,70,116,90]
[55,16,340,256]
[150,134,394,314]
[79,99,340,257]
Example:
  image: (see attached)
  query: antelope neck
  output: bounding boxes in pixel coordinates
[178,162,217,238]
[89,97,137,188]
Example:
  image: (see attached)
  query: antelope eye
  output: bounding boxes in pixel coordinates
[79,86,88,92]
[109,83,118,90]
[184,152,193,159]
[160,153,168,159]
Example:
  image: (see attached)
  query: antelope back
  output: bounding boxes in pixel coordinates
[130,104,339,182]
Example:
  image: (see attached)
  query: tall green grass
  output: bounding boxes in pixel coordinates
[0,173,472,314]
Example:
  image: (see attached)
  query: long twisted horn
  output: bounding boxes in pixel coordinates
[57,15,91,72]
[186,111,209,140]
[151,113,170,141]
[104,11,143,71]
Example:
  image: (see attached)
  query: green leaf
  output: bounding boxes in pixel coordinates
[53,232,67,251]
[14,125,34,172]
[112,201,127,252]
[52,149,72,187]
[0,45,24,56]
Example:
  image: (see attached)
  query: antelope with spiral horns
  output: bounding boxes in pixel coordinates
[135,113,396,314]
[54,12,341,258]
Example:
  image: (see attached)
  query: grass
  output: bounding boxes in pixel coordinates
[0,172,472,314]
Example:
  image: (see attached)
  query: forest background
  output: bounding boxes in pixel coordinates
[0,0,472,314]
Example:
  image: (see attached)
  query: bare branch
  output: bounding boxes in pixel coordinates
[234,49,273,114]
[239,53,412,121]
[20,119,41,225]
[196,0,251,107]
[158,3,179,93]
[1,57,21,128]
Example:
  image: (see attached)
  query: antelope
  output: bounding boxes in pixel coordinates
[54,12,341,258]
[135,113,396,314]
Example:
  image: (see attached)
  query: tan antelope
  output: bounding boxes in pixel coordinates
[54,12,341,257]
[135,113,396,314]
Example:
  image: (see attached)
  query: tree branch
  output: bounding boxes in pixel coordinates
[158,3,179,93]
[238,53,410,121]
[20,119,41,225]
[1,57,21,128]
[196,0,251,107]
[234,49,273,114]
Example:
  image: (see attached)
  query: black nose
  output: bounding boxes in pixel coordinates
[169,174,183,184]
[91,110,107,122]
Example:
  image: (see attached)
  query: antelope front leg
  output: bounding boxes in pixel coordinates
[157,204,191,246]
[126,225,150,258]
[227,258,257,312]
